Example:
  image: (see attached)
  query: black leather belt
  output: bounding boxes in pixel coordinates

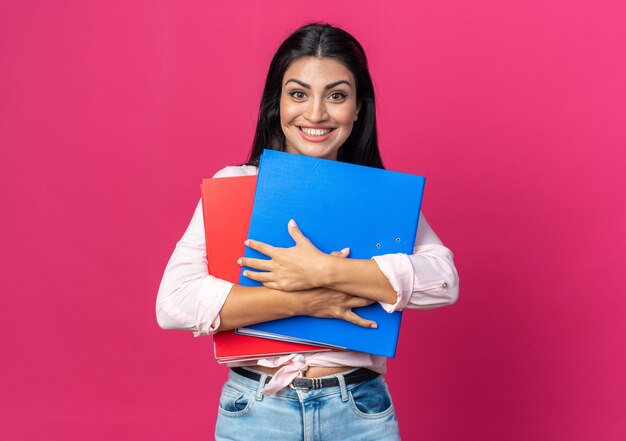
[231,367,379,391]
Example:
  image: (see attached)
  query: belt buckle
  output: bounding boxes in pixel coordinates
[288,382,310,392]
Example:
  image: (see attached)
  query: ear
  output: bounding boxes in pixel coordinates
[355,101,362,121]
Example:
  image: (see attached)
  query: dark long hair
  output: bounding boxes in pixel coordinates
[244,22,384,169]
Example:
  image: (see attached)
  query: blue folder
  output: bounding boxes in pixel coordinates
[236,150,426,357]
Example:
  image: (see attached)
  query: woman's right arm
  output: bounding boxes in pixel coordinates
[155,198,233,336]
[156,198,376,337]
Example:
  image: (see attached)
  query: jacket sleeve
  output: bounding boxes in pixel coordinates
[155,167,247,336]
[155,197,235,336]
[371,212,459,312]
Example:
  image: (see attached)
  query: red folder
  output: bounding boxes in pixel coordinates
[201,175,330,362]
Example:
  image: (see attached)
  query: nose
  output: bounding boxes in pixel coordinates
[304,97,329,123]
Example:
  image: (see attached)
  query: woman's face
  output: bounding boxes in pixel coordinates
[280,56,361,161]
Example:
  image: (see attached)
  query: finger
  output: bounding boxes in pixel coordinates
[346,296,375,308]
[330,248,350,258]
[245,239,278,257]
[238,257,272,271]
[287,219,311,245]
[263,281,281,290]
[341,310,378,329]
[242,269,273,283]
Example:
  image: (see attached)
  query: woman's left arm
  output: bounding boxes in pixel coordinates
[241,213,459,311]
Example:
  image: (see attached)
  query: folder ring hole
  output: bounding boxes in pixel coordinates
[395,237,401,242]
[376,243,381,248]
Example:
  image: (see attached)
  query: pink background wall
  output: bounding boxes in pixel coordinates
[1,1,624,440]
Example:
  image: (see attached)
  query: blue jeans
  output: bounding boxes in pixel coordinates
[215,367,401,440]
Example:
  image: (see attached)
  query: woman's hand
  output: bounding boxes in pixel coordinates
[238,219,348,291]
[296,287,378,329]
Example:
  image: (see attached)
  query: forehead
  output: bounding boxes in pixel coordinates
[283,56,355,87]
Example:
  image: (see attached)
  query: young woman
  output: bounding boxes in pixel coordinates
[156,22,459,440]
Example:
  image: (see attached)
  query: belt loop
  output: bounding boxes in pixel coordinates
[256,373,268,401]
[336,373,349,402]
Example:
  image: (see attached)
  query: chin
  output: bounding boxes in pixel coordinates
[297,147,338,160]
[285,142,338,160]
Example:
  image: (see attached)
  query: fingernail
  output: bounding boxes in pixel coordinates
[244,240,249,246]
[243,270,248,277]
[341,247,350,254]
[288,219,296,227]
[370,323,378,329]
[237,258,242,265]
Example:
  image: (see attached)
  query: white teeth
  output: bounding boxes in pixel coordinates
[300,127,332,136]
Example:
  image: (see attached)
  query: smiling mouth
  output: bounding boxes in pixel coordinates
[298,126,335,137]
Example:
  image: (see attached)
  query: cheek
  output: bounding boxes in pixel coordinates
[337,116,356,133]
[334,106,358,127]
[279,98,297,124]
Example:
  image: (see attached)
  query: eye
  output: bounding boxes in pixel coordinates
[329,92,347,101]
[288,91,306,100]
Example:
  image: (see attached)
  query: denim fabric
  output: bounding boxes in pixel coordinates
[215,367,401,441]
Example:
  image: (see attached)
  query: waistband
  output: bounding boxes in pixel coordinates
[231,366,379,392]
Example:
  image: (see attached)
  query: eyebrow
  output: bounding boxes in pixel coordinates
[284,78,352,90]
